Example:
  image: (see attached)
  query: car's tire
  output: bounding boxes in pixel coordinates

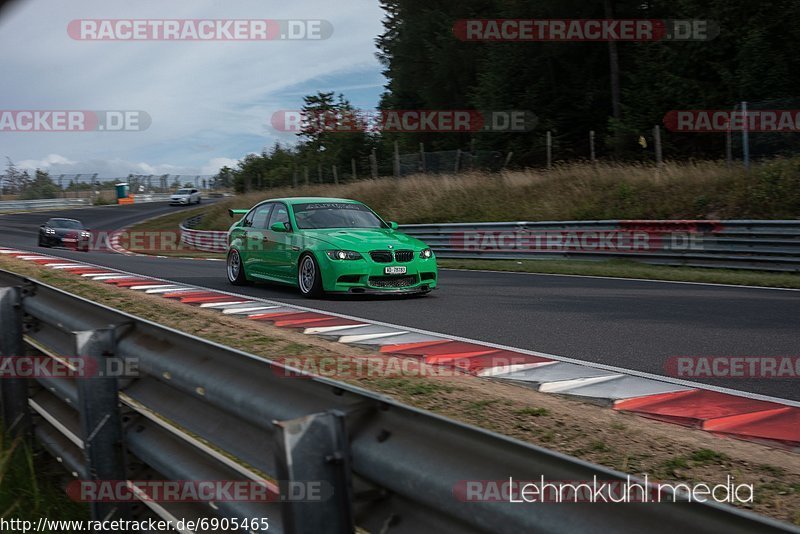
[38,236,49,247]
[197,197,202,204]
[227,249,249,286]
[298,253,323,298]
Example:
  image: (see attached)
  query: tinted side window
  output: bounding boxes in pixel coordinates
[250,203,273,229]
[268,203,290,230]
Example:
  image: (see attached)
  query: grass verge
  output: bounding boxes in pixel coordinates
[438,259,800,289]
[0,429,88,524]
[195,159,800,230]
[1,255,798,525]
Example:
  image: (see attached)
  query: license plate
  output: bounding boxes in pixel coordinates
[384,266,406,275]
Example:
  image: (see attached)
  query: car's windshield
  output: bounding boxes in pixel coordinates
[49,219,83,229]
[292,202,385,230]
[175,189,191,195]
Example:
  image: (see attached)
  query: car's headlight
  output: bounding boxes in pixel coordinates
[45,228,55,234]
[419,248,433,259]
[81,231,91,238]
[326,250,363,261]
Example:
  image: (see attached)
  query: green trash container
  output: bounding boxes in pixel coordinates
[115,183,130,199]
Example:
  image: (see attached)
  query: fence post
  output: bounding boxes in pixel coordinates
[546,131,552,170]
[589,130,596,164]
[503,152,513,170]
[74,327,128,522]
[274,410,354,533]
[653,125,663,166]
[419,143,426,173]
[370,149,378,179]
[741,101,750,171]
[0,286,31,439]
[351,158,357,181]
[393,141,400,178]
[332,165,338,185]
[725,126,733,168]
[454,149,461,173]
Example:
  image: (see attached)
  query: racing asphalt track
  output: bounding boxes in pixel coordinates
[0,202,798,401]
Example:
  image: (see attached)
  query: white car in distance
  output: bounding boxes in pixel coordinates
[170,188,202,205]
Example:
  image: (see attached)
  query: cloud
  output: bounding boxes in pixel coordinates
[16,154,77,169]
[12,154,236,178]
[201,157,239,175]
[0,0,385,175]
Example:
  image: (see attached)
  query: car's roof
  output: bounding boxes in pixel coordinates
[260,197,362,206]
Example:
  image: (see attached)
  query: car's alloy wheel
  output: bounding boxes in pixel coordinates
[227,249,248,285]
[298,254,323,298]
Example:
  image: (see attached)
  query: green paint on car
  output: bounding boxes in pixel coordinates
[225,197,438,298]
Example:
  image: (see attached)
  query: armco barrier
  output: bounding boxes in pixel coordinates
[399,220,800,272]
[0,198,90,212]
[0,269,793,534]
[180,214,228,252]
[132,193,173,203]
[180,216,800,271]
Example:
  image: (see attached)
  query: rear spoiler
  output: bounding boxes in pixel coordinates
[228,209,249,219]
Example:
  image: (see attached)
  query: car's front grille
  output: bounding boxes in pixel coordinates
[394,250,414,262]
[369,251,393,263]
[368,275,418,288]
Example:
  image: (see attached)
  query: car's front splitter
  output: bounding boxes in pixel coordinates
[329,284,434,295]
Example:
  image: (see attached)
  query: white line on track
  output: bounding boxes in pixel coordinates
[440,267,800,292]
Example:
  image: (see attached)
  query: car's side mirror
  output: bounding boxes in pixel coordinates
[270,222,289,233]
[388,221,399,230]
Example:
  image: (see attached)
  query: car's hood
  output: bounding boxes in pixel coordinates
[300,228,427,251]
[53,228,84,236]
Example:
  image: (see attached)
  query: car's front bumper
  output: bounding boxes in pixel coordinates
[169,198,190,205]
[42,234,90,249]
[319,254,438,294]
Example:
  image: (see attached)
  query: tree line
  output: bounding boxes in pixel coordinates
[218,0,799,190]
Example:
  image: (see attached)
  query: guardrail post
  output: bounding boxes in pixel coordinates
[0,286,32,438]
[274,410,354,534]
[74,328,127,521]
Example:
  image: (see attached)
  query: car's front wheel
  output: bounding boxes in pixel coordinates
[38,235,49,247]
[227,249,249,286]
[298,253,323,298]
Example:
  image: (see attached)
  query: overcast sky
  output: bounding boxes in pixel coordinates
[0,0,385,177]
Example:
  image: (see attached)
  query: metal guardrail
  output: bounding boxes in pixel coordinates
[398,220,800,272]
[0,198,91,213]
[180,215,228,252]
[132,193,173,204]
[0,270,794,533]
[179,216,800,272]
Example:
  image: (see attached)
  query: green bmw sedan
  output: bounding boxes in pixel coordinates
[226,198,437,297]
